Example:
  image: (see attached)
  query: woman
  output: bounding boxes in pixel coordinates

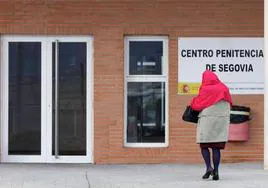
[190,70,232,181]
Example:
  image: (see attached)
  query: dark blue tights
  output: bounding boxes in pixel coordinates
[201,148,221,173]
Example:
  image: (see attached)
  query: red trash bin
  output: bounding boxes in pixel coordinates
[228,121,249,141]
[228,106,250,141]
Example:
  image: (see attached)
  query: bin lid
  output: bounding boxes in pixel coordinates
[231,105,250,112]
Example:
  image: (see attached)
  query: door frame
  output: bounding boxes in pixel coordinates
[0,35,94,163]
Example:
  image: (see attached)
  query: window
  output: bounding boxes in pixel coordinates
[124,36,168,147]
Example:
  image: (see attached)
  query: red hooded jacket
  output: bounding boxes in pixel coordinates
[190,70,232,111]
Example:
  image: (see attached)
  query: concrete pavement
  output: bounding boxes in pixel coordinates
[0,162,267,188]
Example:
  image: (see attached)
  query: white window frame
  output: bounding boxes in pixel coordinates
[124,36,169,148]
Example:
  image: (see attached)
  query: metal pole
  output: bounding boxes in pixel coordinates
[264,0,268,170]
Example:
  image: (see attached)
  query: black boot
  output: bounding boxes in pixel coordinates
[202,169,214,179]
[212,170,219,181]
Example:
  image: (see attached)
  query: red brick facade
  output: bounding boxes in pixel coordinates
[0,0,264,164]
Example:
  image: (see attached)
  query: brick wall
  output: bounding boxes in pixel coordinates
[0,0,264,164]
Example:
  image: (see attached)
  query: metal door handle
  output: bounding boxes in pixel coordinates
[55,40,59,159]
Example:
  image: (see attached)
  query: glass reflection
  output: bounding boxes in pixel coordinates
[127,82,165,143]
[52,42,87,155]
[8,42,41,155]
[129,41,163,75]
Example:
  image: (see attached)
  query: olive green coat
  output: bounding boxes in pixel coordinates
[196,100,230,143]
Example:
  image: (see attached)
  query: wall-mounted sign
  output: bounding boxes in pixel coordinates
[178,37,264,95]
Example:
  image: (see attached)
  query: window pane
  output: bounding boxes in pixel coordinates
[8,42,41,155]
[127,82,165,143]
[129,41,163,75]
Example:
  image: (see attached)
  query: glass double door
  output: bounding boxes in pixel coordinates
[1,36,93,163]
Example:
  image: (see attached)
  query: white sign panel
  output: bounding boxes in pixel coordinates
[178,37,264,95]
